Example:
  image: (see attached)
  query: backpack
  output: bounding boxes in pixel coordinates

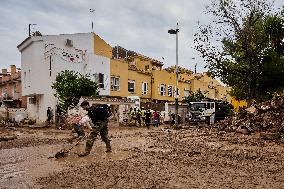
[88,104,110,123]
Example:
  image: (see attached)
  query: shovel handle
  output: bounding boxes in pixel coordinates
[68,133,89,151]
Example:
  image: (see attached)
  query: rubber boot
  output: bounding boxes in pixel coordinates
[78,151,90,157]
[78,143,92,157]
[106,142,112,153]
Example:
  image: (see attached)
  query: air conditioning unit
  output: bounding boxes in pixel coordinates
[65,39,73,47]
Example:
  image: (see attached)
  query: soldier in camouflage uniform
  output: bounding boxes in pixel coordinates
[79,101,111,157]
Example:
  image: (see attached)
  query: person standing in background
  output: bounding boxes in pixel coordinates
[47,107,52,126]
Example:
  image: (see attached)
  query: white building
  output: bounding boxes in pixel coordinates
[17,33,111,123]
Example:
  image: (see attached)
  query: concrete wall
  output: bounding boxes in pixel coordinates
[21,37,45,96]
[110,59,129,97]
[19,33,111,122]
[86,54,110,96]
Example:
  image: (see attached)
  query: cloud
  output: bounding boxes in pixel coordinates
[0,0,283,75]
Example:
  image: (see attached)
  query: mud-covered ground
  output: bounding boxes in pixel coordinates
[1,123,284,189]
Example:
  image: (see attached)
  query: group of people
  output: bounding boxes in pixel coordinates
[46,103,171,156]
[128,107,164,128]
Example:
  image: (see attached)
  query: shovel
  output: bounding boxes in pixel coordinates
[48,134,89,159]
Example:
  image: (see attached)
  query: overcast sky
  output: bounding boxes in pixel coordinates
[0,0,283,73]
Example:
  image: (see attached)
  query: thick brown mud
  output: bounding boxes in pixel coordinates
[1,124,284,188]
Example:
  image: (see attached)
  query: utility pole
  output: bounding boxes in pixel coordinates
[168,22,179,128]
[29,24,37,37]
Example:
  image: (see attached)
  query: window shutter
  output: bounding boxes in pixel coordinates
[146,83,148,94]
[94,73,99,83]
[141,82,144,95]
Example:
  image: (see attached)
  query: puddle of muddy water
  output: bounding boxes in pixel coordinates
[0,126,153,188]
[0,144,64,188]
[0,140,131,189]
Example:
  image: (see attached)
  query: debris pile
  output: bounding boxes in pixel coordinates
[216,94,284,136]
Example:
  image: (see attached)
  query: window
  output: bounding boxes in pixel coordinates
[29,97,36,104]
[13,84,17,97]
[145,65,149,71]
[184,89,190,97]
[168,85,173,97]
[130,61,136,66]
[65,39,73,47]
[95,73,104,89]
[190,103,206,111]
[160,84,166,96]
[111,76,120,91]
[128,80,135,93]
[207,103,210,109]
[142,82,148,95]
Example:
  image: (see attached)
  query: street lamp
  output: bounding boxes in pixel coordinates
[168,22,179,127]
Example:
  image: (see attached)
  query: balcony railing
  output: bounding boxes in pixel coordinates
[1,92,20,101]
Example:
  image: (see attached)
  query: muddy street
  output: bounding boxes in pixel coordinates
[1,123,284,189]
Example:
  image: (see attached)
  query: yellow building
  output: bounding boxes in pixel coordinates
[110,58,152,100]
[93,33,112,58]
[151,68,192,102]
[110,46,161,102]
[191,73,231,101]
[92,33,231,105]
[110,46,194,103]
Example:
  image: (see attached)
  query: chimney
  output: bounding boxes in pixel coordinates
[2,69,7,75]
[10,65,16,74]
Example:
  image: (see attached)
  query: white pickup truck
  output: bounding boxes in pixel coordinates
[188,101,232,123]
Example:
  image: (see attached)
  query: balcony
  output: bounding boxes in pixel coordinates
[2,92,20,101]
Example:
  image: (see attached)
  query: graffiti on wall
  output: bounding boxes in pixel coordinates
[44,43,86,64]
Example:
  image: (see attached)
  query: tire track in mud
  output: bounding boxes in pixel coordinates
[37,127,284,189]
[2,126,284,188]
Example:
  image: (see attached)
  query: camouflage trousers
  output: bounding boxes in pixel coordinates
[85,121,111,154]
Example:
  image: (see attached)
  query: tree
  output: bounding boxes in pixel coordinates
[52,70,99,113]
[194,0,284,102]
[183,90,207,103]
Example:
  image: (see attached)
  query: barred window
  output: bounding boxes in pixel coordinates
[168,85,173,97]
